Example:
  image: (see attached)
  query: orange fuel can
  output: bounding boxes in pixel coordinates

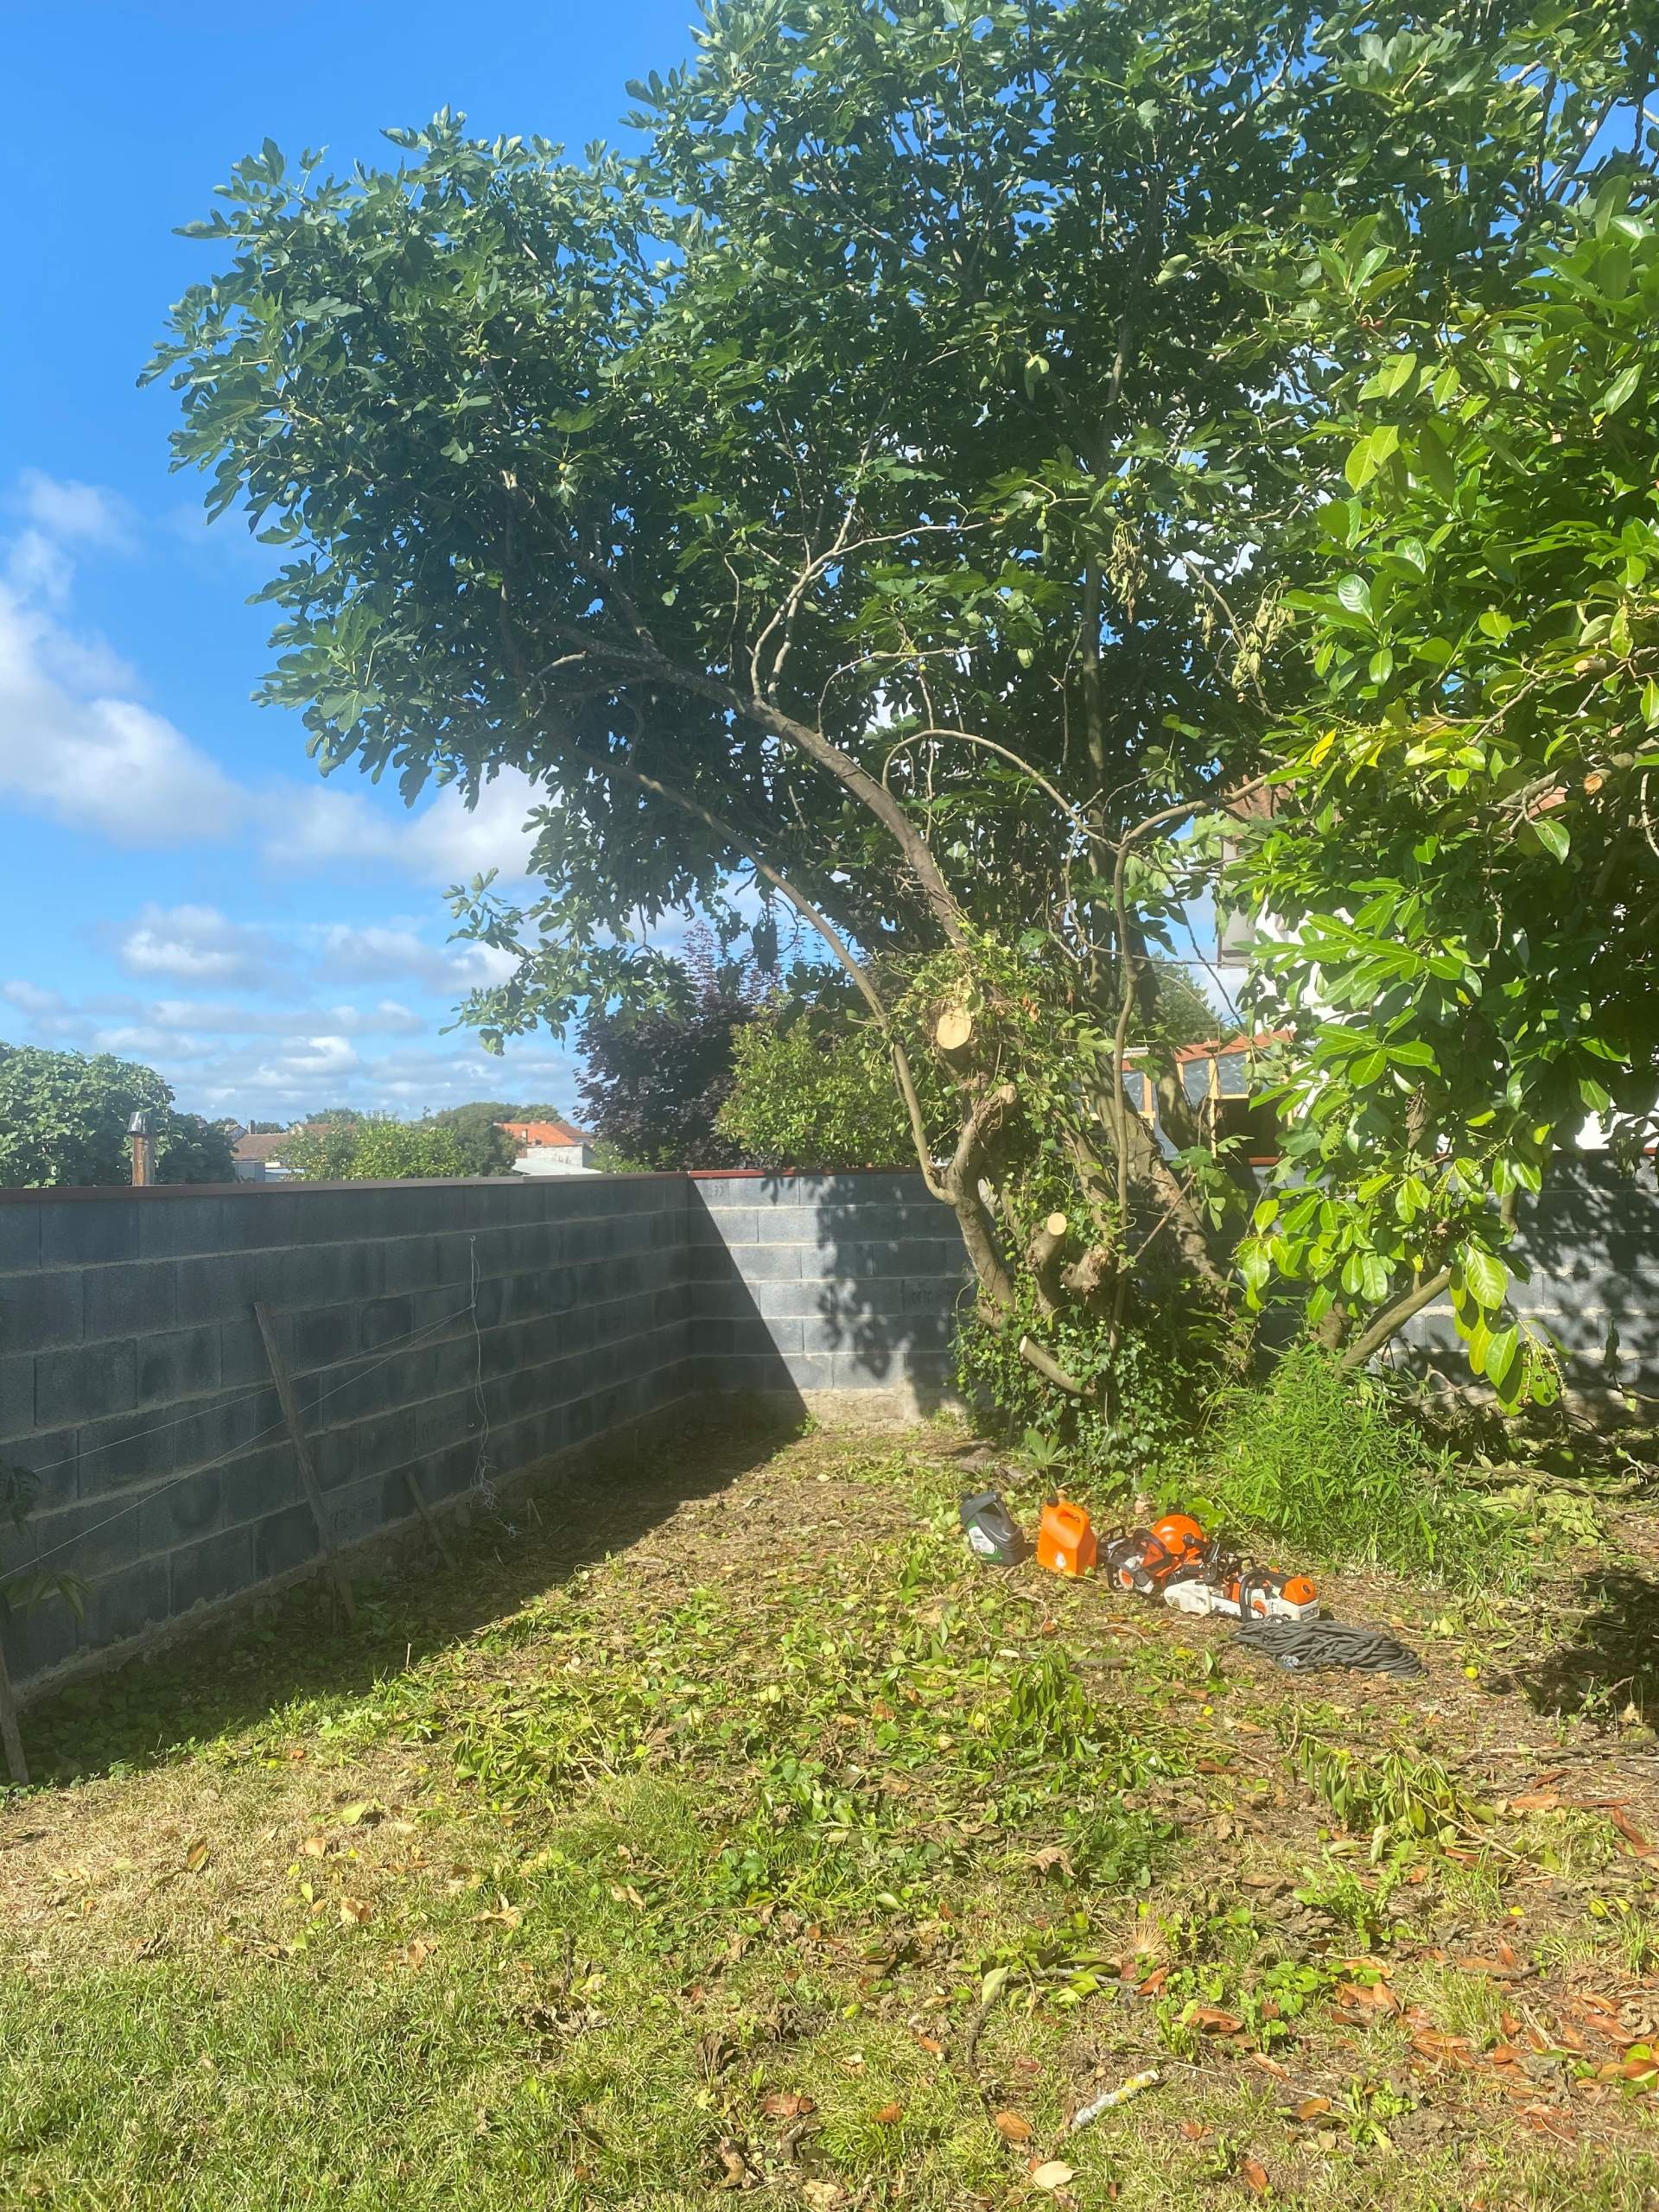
[1037,1498,1097,1577]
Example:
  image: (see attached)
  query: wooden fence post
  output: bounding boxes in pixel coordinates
[0,1633,28,1787]
[253,1302,355,1625]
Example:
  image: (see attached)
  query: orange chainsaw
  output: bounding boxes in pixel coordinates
[1101,1512,1319,1623]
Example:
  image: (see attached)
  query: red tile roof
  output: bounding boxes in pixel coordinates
[496,1119,589,1148]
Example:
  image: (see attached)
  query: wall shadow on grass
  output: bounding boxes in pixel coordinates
[12,1404,798,1792]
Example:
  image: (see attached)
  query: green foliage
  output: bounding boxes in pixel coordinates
[283,1116,473,1180]
[1294,1736,1486,1857]
[719,1007,912,1170]
[156,1112,238,1185]
[153,0,1657,1421]
[956,1282,1227,1483]
[0,1459,85,1624]
[575,938,771,1172]
[1198,1346,1508,1585]
[423,1103,521,1175]
[0,1044,232,1188]
[1237,151,1659,1399]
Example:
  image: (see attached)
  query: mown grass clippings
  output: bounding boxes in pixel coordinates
[1,1422,1657,2208]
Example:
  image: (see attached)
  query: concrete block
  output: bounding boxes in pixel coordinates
[19,1494,143,1580]
[380,1235,440,1294]
[277,1240,385,1313]
[0,1270,81,1357]
[35,1338,137,1429]
[174,1250,276,1329]
[715,1245,804,1283]
[10,1429,77,1510]
[170,1524,254,1616]
[84,1262,179,1344]
[138,1468,223,1553]
[0,1204,41,1273]
[252,1500,319,1581]
[218,1316,270,1389]
[219,1444,302,1529]
[78,1556,171,1649]
[290,1303,361,1372]
[359,1294,415,1352]
[4,1597,77,1686]
[314,1423,360,1493]
[75,1386,279,1498]
[137,1196,226,1261]
[137,1325,222,1409]
[713,1350,836,1395]
[0,1353,35,1441]
[356,1404,416,1480]
[40,1201,140,1268]
[697,1207,761,1246]
[753,1210,824,1246]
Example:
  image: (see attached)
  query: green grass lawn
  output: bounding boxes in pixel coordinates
[2,1418,1657,2209]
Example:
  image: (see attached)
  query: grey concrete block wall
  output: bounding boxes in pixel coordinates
[685,1173,969,1406]
[0,1169,970,1694]
[0,1156,1654,1693]
[0,1173,696,1693]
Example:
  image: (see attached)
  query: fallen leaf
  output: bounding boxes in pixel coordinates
[337,1800,382,1828]
[994,2110,1033,2143]
[714,2139,752,2190]
[301,1835,329,1859]
[914,2031,944,2056]
[1509,1791,1560,1813]
[1189,2004,1245,2035]
[1292,2098,1332,2122]
[403,1939,434,1969]
[184,1839,210,1873]
[1239,2154,1270,2196]
[802,2186,842,2211]
[1030,2162,1075,2192]
[873,2101,904,2125]
[339,1897,373,1928]
[1610,1810,1654,1858]
[758,2092,816,2120]
[1137,1965,1170,1995]
[1180,2120,1211,2141]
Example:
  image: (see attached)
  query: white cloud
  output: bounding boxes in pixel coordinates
[0,584,244,847]
[16,470,136,550]
[117,904,284,989]
[264,766,541,887]
[310,922,516,994]
[3,980,65,1015]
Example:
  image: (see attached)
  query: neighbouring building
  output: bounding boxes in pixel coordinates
[229,1129,309,1183]
[496,1116,595,1176]
[1122,1036,1285,1162]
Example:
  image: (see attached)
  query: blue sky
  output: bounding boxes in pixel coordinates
[0,0,699,1125]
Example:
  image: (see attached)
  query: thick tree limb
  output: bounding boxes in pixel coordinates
[1338,1268,1452,1373]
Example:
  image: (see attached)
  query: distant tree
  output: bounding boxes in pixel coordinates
[428,1102,520,1174]
[303,1105,365,1128]
[283,1116,472,1180]
[158,1113,238,1185]
[576,933,772,1170]
[0,1045,233,1188]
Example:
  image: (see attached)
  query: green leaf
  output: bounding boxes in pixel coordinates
[1599,362,1641,416]
[1344,435,1379,493]
[1533,817,1570,862]
[1462,1245,1508,1312]
[1484,1325,1521,1402]
[1336,575,1373,619]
